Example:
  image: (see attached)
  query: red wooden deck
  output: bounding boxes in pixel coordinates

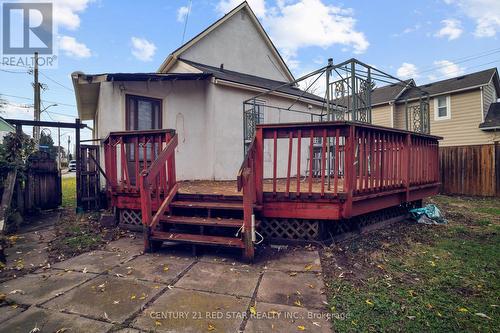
[103,121,441,261]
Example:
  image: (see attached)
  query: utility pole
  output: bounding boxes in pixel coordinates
[57,127,61,170]
[67,135,71,160]
[33,52,41,147]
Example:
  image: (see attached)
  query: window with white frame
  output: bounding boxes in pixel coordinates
[434,95,451,120]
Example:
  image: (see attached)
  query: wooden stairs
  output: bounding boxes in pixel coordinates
[147,193,258,256]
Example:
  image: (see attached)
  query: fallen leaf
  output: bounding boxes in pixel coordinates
[308,284,315,289]
[130,294,136,300]
[365,299,374,306]
[163,265,169,272]
[304,264,313,271]
[155,320,162,326]
[250,305,257,316]
[207,323,216,331]
[294,300,302,307]
[55,328,68,333]
[297,325,306,330]
[458,307,468,312]
[474,313,491,320]
[9,289,25,295]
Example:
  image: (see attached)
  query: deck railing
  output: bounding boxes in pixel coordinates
[103,129,176,193]
[237,121,440,219]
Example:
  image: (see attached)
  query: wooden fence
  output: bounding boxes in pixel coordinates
[439,143,499,197]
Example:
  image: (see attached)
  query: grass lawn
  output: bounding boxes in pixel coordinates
[322,195,499,332]
[61,176,76,208]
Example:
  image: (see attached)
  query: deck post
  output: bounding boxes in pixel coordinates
[255,127,264,205]
[404,133,411,202]
[343,125,355,218]
[242,171,255,262]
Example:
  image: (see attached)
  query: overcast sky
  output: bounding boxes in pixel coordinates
[1,0,499,149]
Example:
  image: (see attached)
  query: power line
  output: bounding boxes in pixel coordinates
[0,93,76,107]
[181,0,193,44]
[424,59,500,82]
[39,72,74,92]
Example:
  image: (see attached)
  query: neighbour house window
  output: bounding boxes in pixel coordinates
[126,95,162,162]
[434,95,451,120]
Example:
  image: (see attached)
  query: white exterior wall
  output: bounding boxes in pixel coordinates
[94,79,322,182]
[95,80,211,181]
[211,83,321,180]
[180,9,289,82]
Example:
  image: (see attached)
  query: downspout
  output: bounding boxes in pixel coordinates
[480,86,484,122]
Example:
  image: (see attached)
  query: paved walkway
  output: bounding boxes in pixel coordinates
[0,233,332,332]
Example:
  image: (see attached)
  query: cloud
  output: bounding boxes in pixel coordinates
[58,36,91,58]
[177,6,189,22]
[435,19,463,40]
[432,60,465,79]
[264,0,368,68]
[217,0,266,18]
[397,63,419,79]
[393,24,421,37]
[215,0,368,69]
[130,37,157,62]
[443,0,500,37]
[53,0,94,30]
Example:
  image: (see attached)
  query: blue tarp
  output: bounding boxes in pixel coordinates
[409,204,448,225]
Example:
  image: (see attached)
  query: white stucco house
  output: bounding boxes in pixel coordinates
[72,2,323,181]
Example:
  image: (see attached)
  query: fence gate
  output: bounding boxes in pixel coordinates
[77,145,101,210]
[25,151,62,210]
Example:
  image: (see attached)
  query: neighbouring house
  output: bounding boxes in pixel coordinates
[370,68,500,196]
[72,2,323,182]
[0,117,15,143]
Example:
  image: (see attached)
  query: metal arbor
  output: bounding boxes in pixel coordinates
[242,57,431,156]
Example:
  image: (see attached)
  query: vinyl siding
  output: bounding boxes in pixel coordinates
[392,89,496,146]
[371,104,392,128]
[482,80,497,119]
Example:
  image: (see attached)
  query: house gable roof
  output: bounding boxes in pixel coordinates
[157,1,294,82]
[399,68,499,101]
[371,79,414,106]
[480,102,500,130]
[180,59,324,103]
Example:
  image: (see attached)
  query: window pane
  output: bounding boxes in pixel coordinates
[438,106,447,117]
[437,97,446,108]
[138,100,153,130]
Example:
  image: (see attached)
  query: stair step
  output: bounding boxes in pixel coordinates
[151,231,245,248]
[160,215,245,228]
[170,200,243,210]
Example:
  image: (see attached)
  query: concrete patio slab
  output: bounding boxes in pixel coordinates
[257,271,326,309]
[244,301,332,333]
[0,270,95,305]
[43,275,162,323]
[0,307,113,333]
[106,236,144,257]
[176,261,260,297]
[262,248,322,272]
[133,288,250,332]
[4,240,49,271]
[114,328,143,333]
[52,250,129,273]
[0,305,24,324]
[109,253,194,284]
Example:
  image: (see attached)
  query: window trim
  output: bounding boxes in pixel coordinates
[125,94,163,131]
[434,95,451,121]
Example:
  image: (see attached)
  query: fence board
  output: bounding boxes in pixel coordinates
[439,144,498,197]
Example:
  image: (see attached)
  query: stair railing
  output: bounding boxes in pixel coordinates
[139,132,179,250]
[237,134,261,261]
